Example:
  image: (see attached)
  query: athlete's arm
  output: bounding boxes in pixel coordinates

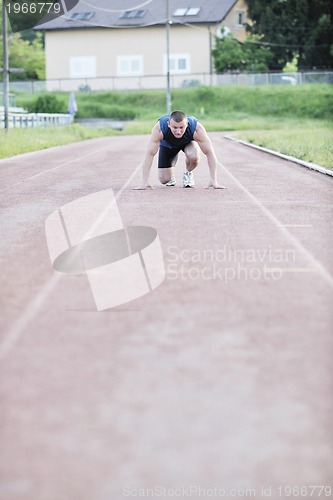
[134,122,163,190]
[193,122,226,189]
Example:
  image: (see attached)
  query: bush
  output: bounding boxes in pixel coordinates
[27,94,66,113]
[18,85,333,121]
[76,103,135,120]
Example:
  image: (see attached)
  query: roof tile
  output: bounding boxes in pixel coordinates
[36,0,238,30]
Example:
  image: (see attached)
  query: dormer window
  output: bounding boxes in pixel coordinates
[173,7,201,16]
[186,7,201,15]
[174,8,187,16]
[120,10,146,19]
[67,12,94,21]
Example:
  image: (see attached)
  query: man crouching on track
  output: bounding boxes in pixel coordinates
[134,110,226,190]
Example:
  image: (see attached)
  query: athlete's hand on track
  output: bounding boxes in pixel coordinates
[206,180,227,189]
[133,184,155,190]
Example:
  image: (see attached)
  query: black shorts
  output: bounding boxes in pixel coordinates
[158,145,185,168]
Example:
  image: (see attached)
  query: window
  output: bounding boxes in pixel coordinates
[186,7,201,16]
[70,56,96,78]
[67,12,94,21]
[120,10,146,19]
[164,54,190,74]
[173,8,187,16]
[117,56,143,76]
[173,7,201,16]
[235,10,246,26]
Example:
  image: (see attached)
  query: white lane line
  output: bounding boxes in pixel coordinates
[225,136,333,177]
[0,144,112,193]
[0,165,141,362]
[277,224,313,228]
[0,275,62,362]
[220,163,333,290]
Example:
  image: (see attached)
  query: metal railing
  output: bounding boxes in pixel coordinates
[0,112,74,128]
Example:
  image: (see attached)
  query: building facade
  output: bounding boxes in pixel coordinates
[37,0,248,90]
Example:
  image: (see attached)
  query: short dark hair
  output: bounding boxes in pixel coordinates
[170,110,186,122]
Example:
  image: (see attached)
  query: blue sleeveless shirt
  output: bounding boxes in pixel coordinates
[159,115,198,149]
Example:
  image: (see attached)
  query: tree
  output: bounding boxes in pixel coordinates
[246,0,333,70]
[0,0,45,80]
[212,30,272,73]
[9,32,45,79]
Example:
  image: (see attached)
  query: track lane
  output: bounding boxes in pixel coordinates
[0,134,332,499]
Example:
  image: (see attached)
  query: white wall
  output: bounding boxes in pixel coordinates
[45,24,213,80]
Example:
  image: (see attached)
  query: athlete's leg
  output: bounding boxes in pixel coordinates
[158,145,180,184]
[184,141,201,172]
[158,167,175,184]
[182,141,200,188]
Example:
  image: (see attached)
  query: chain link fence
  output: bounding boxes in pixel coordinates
[4,71,333,94]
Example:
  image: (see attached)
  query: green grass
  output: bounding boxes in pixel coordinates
[234,121,333,169]
[15,84,333,121]
[0,124,118,159]
[122,114,293,135]
[1,85,332,166]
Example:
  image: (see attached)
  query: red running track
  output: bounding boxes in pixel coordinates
[0,134,332,499]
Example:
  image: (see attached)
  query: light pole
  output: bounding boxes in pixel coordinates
[166,0,171,114]
[2,0,9,130]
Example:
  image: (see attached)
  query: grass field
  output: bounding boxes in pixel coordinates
[233,120,333,169]
[1,85,332,167]
[16,84,333,121]
[0,124,118,159]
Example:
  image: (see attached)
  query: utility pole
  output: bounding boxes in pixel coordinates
[208,26,213,86]
[166,0,171,114]
[2,0,9,130]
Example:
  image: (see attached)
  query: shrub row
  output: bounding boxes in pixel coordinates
[20,84,332,121]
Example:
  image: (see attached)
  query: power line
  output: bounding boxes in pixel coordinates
[80,0,155,14]
[246,39,331,48]
[58,16,166,28]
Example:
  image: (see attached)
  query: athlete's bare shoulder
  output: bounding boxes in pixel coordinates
[150,120,163,142]
[193,121,209,141]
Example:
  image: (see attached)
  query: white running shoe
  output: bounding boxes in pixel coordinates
[183,170,195,188]
[165,176,176,186]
